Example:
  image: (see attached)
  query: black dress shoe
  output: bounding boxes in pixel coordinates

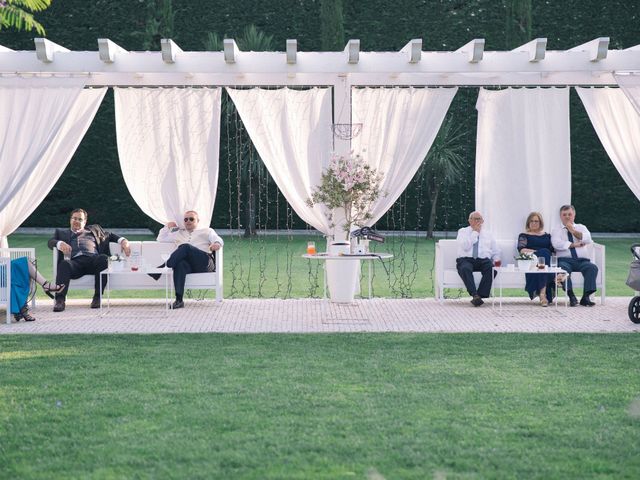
[171,300,184,309]
[569,296,579,307]
[580,297,596,307]
[53,299,66,312]
[471,295,484,307]
[90,296,101,309]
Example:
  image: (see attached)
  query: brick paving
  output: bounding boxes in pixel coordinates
[1,297,638,334]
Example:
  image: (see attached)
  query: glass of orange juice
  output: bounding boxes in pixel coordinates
[307,241,316,255]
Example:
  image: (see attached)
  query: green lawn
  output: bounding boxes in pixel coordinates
[7,234,637,299]
[1,334,639,479]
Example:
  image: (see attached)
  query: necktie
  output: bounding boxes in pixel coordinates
[567,230,578,259]
[472,239,479,259]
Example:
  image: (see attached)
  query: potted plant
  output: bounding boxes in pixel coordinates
[515,252,535,271]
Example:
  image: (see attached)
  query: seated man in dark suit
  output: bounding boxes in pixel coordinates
[48,208,131,312]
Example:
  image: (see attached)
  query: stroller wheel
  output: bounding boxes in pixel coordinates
[629,296,640,324]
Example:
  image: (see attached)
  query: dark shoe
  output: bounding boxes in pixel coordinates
[580,297,596,307]
[53,299,66,312]
[90,296,101,309]
[171,300,184,310]
[148,272,162,281]
[471,295,484,307]
[568,293,578,307]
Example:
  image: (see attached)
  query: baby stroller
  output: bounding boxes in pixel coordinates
[628,244,640,323]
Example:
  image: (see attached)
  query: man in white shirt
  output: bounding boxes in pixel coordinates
[157,210,224,309]
[551,204,598,307]
[456,211,501,306]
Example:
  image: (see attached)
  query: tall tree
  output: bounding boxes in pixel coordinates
[505,0,532,49]
[0,0,51,35]
[141,0,174,50]
[320,0,345,51]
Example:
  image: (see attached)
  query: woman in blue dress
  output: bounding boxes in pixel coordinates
[8,257,63,322]
[517,212,555,307]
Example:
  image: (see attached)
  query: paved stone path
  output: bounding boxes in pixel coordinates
[1,297,638,334]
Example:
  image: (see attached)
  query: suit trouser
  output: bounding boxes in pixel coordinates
[166,244,213,296]
[456,257,494,298]
[557,257,598,294]
[56,254,109,299]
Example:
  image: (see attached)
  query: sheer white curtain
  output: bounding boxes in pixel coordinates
[0,78,86,215]
[352,87,458,224]
[114,87,222,227]
[577,87,640,201]
[226,87,333,233]
[614,73,640,115]
[475,87,571,240]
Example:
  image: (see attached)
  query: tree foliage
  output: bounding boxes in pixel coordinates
[0,0,51,36]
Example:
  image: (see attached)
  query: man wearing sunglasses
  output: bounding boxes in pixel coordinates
[48,208,132,312]
[156,210,224,309]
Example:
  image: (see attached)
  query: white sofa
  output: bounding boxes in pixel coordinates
[52,241,223,302]
[434,239,605,304]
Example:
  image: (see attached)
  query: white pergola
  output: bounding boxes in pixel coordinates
[2,36,639,152]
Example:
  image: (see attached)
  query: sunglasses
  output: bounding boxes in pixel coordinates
[184,217,196,222]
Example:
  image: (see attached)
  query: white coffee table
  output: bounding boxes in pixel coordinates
[492,266,568,311]
[302,252,393,299]
[99,266,173,316]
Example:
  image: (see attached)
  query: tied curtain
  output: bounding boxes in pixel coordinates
[226,87,334,233]
[475,87,571,241]
[351,87,458,225]
[615,73,640,115]
[0,81,106,248]
[0,77,86,216]
[114,87,222,227]
[577,87,640,202]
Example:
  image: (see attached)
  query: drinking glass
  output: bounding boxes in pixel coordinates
[307,241,317,255]
[537,256,546,270]
[550,255,558,269]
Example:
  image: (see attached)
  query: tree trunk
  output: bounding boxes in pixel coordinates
[427,188,440,239]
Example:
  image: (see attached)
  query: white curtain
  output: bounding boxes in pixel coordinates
[475,87,571,240]
[351,87,458,224]
[614,73,640,115]
[226,87,334,233]
[0,78,86,215]
[114,87,222,227]
[0,85,105,248]
[577,87,640,202]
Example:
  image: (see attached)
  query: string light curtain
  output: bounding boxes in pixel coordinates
[0,81,105,248]
[114,87,222,227]
[475,87,571,240]
[351,86,458,225]
[577,87,640,202]
[226,87,334,234]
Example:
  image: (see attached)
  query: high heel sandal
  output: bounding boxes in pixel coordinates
[42,281,65,299]
[14,305,36,322]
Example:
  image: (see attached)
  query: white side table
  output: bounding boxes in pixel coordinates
[492,266,568,311]
[302,252,393,300]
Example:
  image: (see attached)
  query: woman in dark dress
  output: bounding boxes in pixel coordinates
[517,212,555,306]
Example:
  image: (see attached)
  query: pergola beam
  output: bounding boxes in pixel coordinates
[401,39,422,63]
[34,38,69,63]
[286,39,297,64]
[457,39,485,63]
[346,39,360,64]
[569,37,609,61]
[513,38,547,62]
[160,39,182,63]
[224,39,239,64]
[98,38,127,63]
[0,45,15,52]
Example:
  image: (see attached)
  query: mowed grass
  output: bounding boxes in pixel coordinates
[1,334,639,479]
[6,234,638,299]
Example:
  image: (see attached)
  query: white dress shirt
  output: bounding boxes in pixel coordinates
[456,226,501,261]
[157,226,224,253]
[551,223,592,259]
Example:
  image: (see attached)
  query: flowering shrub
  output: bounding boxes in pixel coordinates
[306,153,385,235]
[515,252,535,261]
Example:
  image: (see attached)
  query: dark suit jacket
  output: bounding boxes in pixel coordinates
[48,225,123,265]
